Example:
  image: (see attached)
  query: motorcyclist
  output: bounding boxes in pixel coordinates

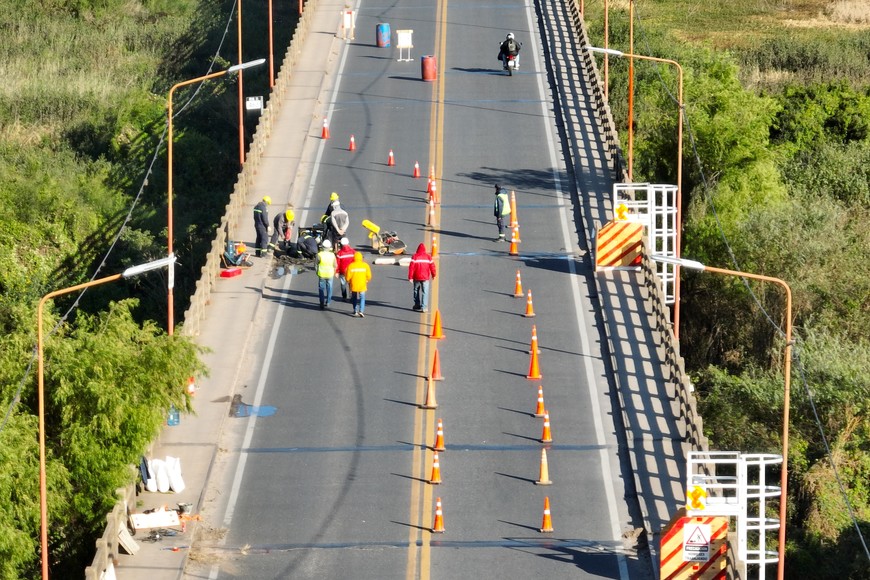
[498,33,521,70]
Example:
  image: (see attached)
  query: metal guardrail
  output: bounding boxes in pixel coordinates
[567,0,624,178]
[83,1,322,576]
[639,244,709,450]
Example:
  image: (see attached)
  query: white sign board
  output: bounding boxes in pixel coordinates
[339,10,356,39]
[129,509,180,530]
[396,29,414,62]
[682,522,710,563]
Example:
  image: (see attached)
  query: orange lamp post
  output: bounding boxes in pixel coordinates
[166,59,265,335]
[37,256,176,579]
[588,46,684,339]
[652,255,793,579]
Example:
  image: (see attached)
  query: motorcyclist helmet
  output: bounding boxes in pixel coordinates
[341,237,350,246]
[506,33,514,40]
[322,239,332,249]
[263,196,272,205]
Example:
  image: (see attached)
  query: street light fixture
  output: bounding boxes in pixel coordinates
[651,254,793,579]
[166,58,265,335]
[37,256,177,579]
[587,45,685,340]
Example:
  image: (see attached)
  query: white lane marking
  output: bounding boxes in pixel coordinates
[207,1,362,578]
[524,2,629,578]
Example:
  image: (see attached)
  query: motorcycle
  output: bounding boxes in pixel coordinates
[503,53,519,76]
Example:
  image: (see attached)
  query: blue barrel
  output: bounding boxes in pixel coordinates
[376,23,390,47]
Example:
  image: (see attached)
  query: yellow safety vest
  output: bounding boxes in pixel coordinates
[497,192,511,215]
[316,250,337,278]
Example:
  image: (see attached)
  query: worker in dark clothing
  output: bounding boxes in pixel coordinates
[297,230,319,259]
[321,192,340,223]
[269,208,296,252]
[253,196,272,257]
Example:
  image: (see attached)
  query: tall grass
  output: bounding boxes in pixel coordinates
[826,0,870,24]
[0,5,190,138]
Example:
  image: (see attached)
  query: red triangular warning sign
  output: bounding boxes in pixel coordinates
[685,526,708,546]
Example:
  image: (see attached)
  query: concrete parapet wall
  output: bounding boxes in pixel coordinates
[638,244,709,450]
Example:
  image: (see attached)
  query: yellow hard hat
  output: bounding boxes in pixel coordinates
[330,192,339,201]
[285,209,295,221]
[263,196,272,205]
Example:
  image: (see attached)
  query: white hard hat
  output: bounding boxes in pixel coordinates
[321,239,332,249]
[340,237,349,246]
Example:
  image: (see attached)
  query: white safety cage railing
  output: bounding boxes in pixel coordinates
[613,183,677,302]
[686,451,782,579]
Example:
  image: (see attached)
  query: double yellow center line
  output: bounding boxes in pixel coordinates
[406,0,449,577]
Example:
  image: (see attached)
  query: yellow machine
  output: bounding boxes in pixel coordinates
[362,219,406,255]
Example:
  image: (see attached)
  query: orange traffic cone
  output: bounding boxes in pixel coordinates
[186,376,197,396]
[540,411,553,443]
[533,385,545,417]
[431,235,438,258]
[540,497,554,532]
[321,118,330,139]
[413,161,421,178]
[524,290,536,317]
[510,190,519,228]
[529,325,542,355]
[348,134,356,151]
[429,452,442,484]
[431,180,438,204]
[430,348,444,381]
[535,448,553,485]
[526,343,542,380]
[513,270,523,297]
[421,376,438,409]
[429,164,435,180]
[433,418,446,451]
[432,497,445,533]
[387,149,395,166]
[427,178,434,195]
[509,225,520,256]
[430,309,445,339]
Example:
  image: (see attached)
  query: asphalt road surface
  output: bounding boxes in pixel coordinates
[198,0,648,578]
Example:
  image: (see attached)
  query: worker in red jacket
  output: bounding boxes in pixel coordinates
[335,237,356,300]
[408,243,436,312]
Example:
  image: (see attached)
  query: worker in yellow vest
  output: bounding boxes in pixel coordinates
[493,185,511,242]
[316,239,338,309]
